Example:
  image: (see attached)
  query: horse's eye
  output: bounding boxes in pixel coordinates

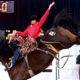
[48,31,56,36]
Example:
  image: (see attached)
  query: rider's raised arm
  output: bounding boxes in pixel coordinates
[38,2,55,27]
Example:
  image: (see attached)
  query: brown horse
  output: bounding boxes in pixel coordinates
[0,27,79,80]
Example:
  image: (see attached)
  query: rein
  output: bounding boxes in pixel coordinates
[23,38,38,77]
[40,39,59,60]
[40,39,65,48]
[56,49,73,69]
[40,39,73,69]
[24,54,35,77]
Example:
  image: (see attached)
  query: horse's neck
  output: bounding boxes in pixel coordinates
[57,27,77,42]
[64,29,77,42]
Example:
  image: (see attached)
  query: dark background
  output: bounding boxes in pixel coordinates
[0,0,80,34]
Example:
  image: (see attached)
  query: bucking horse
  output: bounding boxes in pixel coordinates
[0,9,80,80]
[0,26,79,80]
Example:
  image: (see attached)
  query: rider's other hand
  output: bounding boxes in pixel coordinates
[13,30,17,34]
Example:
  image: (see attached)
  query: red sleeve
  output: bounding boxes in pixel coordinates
[16,25,30,37]
[38,8,50,27]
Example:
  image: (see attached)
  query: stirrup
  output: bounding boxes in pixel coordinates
[5,61,13,69]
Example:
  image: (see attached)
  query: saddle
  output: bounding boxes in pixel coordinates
[13,34,38,56]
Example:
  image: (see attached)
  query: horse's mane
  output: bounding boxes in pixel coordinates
[53,8,80,35]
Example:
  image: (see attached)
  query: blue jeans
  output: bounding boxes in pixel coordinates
[12,48,20,64]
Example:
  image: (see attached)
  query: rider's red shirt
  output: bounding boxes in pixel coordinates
[16,8,50,39]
